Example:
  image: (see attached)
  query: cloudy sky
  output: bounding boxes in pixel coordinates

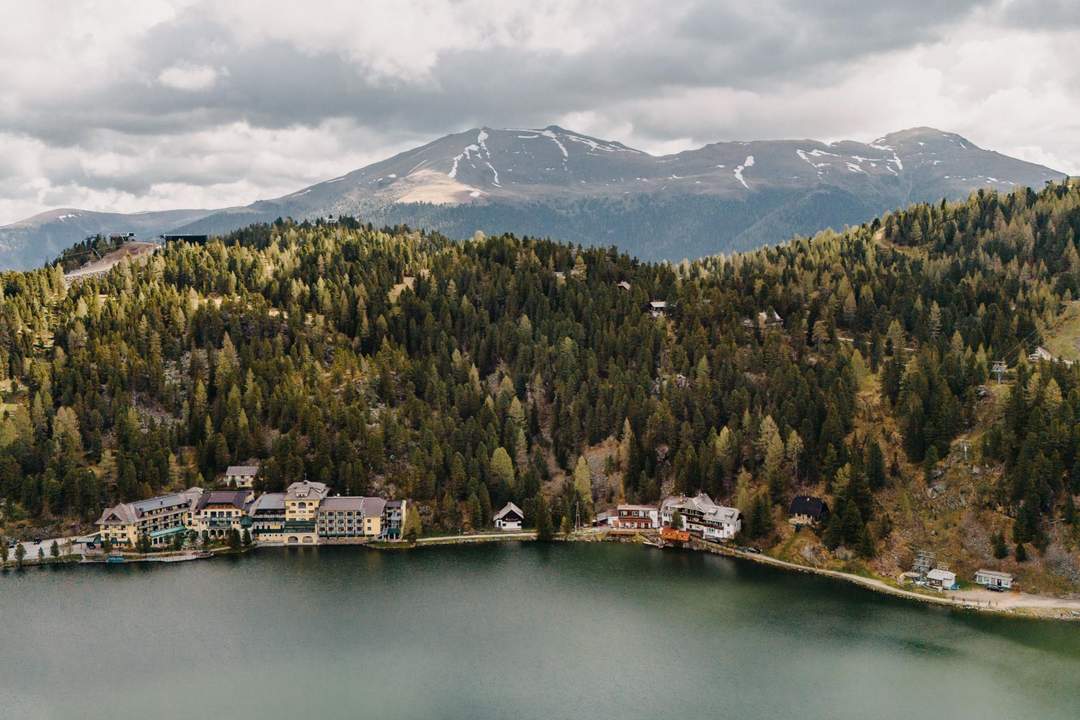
[1,0,1078,225]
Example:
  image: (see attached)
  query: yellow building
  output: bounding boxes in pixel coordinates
[189,489,254,541]
[283,480,329,545]
[96,488,203,549]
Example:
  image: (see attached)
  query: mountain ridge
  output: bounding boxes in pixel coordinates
[0,125,1065,268]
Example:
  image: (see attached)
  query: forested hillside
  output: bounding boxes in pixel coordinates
[2,183,1079,587]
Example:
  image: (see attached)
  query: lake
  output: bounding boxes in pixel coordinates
[1,542,1078,719]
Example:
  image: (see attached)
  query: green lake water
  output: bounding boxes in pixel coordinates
[1,542,1078,719]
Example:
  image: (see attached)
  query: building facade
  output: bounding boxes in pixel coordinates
[191,490,253,541]
[283,481,329,545]
[494,502,524,530]
[248,493,287,543]
[661,493,741,541]
[224,465,259,489]
[613,504,659,530]
[317,496,385,542]
[96,488,203,549]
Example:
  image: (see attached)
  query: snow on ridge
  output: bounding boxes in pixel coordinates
[538,129,569,161]
[448,143,481,179]
[477,129,490,156]
[485,161,501,186]
[733,155,754,189]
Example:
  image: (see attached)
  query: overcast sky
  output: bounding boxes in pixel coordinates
[1,0,1078,225]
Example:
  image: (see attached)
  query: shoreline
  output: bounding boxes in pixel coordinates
[6,529,1080,621]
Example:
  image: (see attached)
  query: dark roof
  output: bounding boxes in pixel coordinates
[788,495,828,518]
[196,490,250,511]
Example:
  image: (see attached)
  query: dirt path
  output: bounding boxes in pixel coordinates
[64,241,158,283]
[690,538,1080,620]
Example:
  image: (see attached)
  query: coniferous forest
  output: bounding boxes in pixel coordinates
[2,182,1080,587]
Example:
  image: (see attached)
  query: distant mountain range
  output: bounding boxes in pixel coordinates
[0,126,1065,269]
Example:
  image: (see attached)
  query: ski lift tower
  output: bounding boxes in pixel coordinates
[992,360,1007,384]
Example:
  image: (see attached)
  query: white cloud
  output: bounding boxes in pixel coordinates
[158,63,223,91]
[1,0,1079,226]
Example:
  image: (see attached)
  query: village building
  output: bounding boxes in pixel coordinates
[224,465,259,489]
[648,300,669,318]
[661,493,741,541]
[975,569,1014,591]
[616,281,632,291]
[494,502,524,530]
[284,480,329,545]
[926,568,958,590]
[248,493,287,543]
[382,500,407,540]
[96,488,203,549]
[317,496,385,542]
[788,496,830,528]
[613,504,659,530]
[593,509,617,527]
[758,309,783,326]
[190,490,254,541]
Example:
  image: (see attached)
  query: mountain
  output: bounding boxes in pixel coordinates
[0,207,214,270]
[0,126,1064,268]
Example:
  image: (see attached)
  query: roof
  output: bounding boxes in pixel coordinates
[319,496,388,517]
[649,300,668,309]
[98,488,203,525]
[494,502,524,521]
[285,480,329,501]
[225,465,259,476]
[662,493,740,523]
[976,569,1014,580]
[249,493,285,514]
[788,495,828,518]
[196,490,250,511]
[927,568,956,581]
[617,504,657,512]
[385,500,404,509]
[319,496,365,513]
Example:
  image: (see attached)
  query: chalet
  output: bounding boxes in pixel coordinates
[96,488,203,548]
[788,496,829,527]
[648,300,670,318]
[224,465,259,489]
[926,568,958,590]
[1028,346,1074,367]
[613,504,659,530]
[974,569,1014,591]
[661,493,741,540]
[191,490,254,540]
[616,281,632,291]
[494,502,524,530]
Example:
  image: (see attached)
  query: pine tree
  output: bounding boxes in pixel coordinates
[535,494,554,542]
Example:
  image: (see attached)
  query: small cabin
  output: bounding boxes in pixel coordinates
[224,465,259,489]
[593,509,616,527]
[616,281,632,292]
[648,301,670,318]
[974,569,1013,591]
[788,496,829,527]
[926,568,957,591]
[494,502,524,530]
